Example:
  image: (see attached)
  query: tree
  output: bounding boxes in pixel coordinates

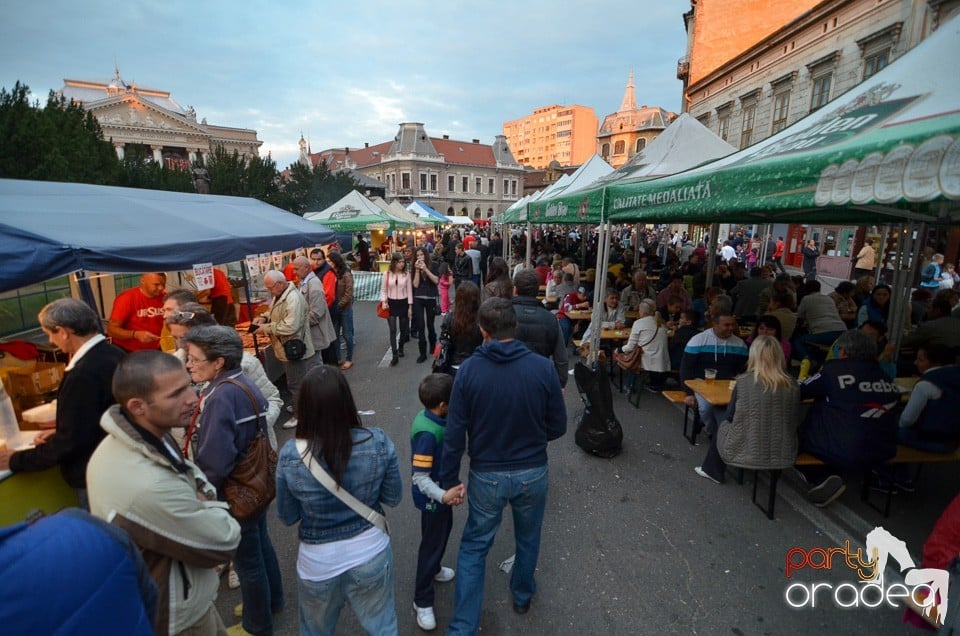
[113,144,193,192]
[281,159,358,216]
[203,145,288,208]
[0,83,117,183]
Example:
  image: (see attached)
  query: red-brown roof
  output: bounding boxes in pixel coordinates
[311,136,500,170]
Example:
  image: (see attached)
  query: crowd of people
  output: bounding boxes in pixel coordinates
[1,223,959,634]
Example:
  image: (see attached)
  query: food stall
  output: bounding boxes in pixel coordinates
[0,179,335,523]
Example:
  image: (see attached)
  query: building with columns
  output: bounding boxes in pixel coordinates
[60,67,261,169]
[308,123,526,219]
[597,71,677,168]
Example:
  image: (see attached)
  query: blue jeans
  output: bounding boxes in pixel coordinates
[338,306,355,361]
[448,466,549,635]
[695,395,727,437]
[297,543,398,636]
[235,514,284,635]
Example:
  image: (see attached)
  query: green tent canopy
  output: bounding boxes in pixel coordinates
[304,190,416,231]
[607,16,960,226]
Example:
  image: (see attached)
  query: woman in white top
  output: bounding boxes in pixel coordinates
[276,365,402,635]
[379,252,413,366]
[619,298,671,391]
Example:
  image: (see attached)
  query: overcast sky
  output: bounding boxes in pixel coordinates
[1,1,689,169]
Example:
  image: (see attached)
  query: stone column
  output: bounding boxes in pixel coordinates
[151,145,163,163]
[113,142,125,160]
[188,149,197,163]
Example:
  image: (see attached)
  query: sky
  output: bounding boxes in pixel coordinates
[0,1,690,170]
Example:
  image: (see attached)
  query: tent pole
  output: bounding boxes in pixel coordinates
[705,222,720,291]
[888,222,921,360]
[240,260,261,359]
[525,221,532,268]
[875,224,890,284]
[74,271,104,335]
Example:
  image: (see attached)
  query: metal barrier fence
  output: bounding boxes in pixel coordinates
[352,271,383,302]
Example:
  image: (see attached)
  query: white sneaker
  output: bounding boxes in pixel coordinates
[228,565,240,589]
[283,417,298,429]
[433,566,455,583]
[694,466,721,485]
[414,604,436,631]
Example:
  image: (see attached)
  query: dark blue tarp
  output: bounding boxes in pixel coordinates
[0,179,336,292]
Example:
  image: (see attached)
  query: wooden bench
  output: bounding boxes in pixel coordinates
[745,445,960,519]
[661,390,699,444]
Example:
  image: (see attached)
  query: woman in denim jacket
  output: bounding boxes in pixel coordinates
[276,365,403,635]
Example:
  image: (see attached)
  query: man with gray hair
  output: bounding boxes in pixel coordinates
[0,298,125,508]
[292,255,338,366]
[252,270,316,423]
[797,329,901,507]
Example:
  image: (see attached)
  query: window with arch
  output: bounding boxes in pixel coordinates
[487,208,494,218]
[614,140,625,155]
[635,138,646,153]
[601,143,610,158]
[473,207,481,218]
[447,207,455,214]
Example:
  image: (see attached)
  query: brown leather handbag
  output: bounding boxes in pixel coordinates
[614,346,644,372]
[221,378,278,520]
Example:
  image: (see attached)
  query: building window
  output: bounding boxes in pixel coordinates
[771,90,791,134]
[511,180,517,196]
[601,143,610,158]
[419,173,427,191]
[503,178,509,194]
[740,103,756,148]
[475,177,481,194]
[430,174,438,191]
[462,176,468,192]
[863,50,889,79]
[0,277,71,337]
[810,74,831,112]
[448,175,455,192]
[488,178,494,194]
[401,172,410,190]
[487,208,494,218]
[635,138,646,153]
[717,114,730,141]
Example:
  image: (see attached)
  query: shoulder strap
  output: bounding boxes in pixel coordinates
[294,439,389,535]
[222,377,265,437]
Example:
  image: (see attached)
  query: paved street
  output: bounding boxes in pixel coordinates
[217,302,956,635]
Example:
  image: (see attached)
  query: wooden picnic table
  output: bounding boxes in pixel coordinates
[684,379,734,406]
[600,328,630,342]
[566,309,593,321]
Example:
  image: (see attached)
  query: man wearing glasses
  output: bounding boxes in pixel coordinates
[252,270,317,420]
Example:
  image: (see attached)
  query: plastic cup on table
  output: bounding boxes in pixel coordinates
[704,368,717,384]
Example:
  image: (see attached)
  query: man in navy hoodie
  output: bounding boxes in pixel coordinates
[440,297,566,633]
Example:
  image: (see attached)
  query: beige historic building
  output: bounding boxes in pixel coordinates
[597,71,676,169]
[678,0,960,149]
[60,67,261,169]
[308,123,525,219]
[502,104,598,169]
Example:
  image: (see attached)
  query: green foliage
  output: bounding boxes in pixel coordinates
[0,82,117,183]
[281,159,359,216]
[114,144,193,192]
[203,145,288,207]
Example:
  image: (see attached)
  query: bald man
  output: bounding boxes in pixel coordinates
[107,273,166,352]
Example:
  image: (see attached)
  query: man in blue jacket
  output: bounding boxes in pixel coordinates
[440,297,567,633]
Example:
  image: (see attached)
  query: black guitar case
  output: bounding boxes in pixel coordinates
[573,361,623,458]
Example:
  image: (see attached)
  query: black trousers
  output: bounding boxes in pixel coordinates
[413,297,438,356]
[387,299,409,355]
[414,506,453,608]
[320,343,339,365]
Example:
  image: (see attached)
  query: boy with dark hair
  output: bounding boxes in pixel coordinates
[411,373,465,631]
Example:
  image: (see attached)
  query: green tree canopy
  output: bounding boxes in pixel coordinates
[282,160,359,216]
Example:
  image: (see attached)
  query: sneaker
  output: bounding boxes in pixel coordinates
[228,564,240,589]
[234,603,243,618]
[414,604,437,631]
[226,624,252,636]
[694,466,721,485]
[283,417,298,430]
[433,566,455,582]
[285,405,294,414]
[807,475,846,508]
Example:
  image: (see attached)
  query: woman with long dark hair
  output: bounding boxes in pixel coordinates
[327,251,355,370]
[481,256,513,302]
[379,251,412,366]
[438,281,483,376]
[857,283,892,326]
[276,365,402,635]
[412,246,440,364]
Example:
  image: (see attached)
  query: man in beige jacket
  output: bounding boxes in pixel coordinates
[252,269,318,426]
[87,351,240,635]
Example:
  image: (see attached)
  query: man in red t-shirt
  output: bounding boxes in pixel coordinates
[107,273,166,351]
[462,232,477,251]
[772,236,787,274]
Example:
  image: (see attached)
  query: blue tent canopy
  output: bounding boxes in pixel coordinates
[0,179,336,292]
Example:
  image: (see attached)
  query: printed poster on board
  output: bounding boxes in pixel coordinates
[192,263,214,291]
